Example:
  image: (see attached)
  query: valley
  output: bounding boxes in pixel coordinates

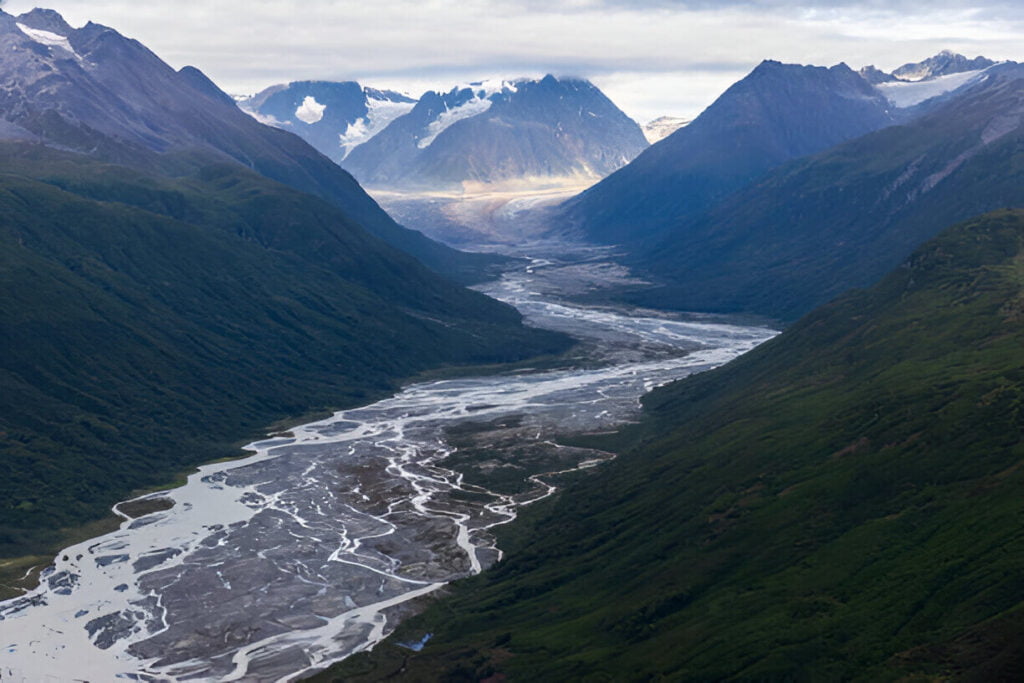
[0,5,1021,681]
[0,222,776,682]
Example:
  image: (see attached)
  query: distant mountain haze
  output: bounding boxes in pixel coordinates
[641,116,690,143]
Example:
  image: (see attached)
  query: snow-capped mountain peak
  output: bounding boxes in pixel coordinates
[891,50,996,82]
[859,51,1000,109]
[342,74,648,189]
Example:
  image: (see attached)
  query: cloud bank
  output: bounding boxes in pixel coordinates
[4,0,1021,121]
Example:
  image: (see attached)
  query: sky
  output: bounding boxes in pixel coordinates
[4,0,1023,123]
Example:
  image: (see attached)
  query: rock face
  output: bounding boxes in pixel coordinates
[858,64,898,84]
[239,82,416,164]
[560,60,897,245]
[341,75,648,189]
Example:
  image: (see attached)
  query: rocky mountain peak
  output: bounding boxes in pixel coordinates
[15,8,73,35]
[891,50,996,81]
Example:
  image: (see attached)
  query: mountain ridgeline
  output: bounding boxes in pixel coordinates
[3,8,1023,680]
[559,60,898,245]
[319,210,1024,682]
[0,144,571,558]
[624,61,1024,320]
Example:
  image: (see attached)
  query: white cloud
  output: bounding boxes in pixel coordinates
[4,0,1022,122]
[294,95,326,124]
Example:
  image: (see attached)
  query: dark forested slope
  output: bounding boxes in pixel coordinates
[320,210,1024,682]
[0,146,569,557]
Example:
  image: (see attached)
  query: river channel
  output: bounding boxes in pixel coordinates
[0,247,776,682]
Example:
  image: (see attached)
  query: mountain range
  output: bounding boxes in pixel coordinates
[0,8,497,279]
[305,52,1024,679]
[245,75,648,190]
[556,52,1019,321]
[623,60,1024,320]
[868,49,997,82]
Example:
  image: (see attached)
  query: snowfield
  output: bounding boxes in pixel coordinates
[876,69,989,108]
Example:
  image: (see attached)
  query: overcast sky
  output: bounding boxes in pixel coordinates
[5,1,1022,122]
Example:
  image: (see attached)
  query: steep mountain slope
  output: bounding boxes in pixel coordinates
[627,62,1024,320]
[559,60,897,245]
[239,81,416,164]
[342,76,648,189]
[320,210,1024,682]
[0,144,569,558]
[0,8,495,279]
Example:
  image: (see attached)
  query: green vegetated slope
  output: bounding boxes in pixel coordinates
[0,144,569,558]
[321,210,1024,681]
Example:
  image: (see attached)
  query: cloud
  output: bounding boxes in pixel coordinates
[3,0,1021,121]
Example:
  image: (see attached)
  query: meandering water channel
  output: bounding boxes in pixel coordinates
[0,247,776,682]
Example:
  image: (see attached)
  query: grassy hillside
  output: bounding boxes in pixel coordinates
[0,144,569,561]
[318,210,1024,681]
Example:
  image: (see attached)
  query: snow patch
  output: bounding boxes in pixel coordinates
[16,23,77,57]
[338,95,415,159]
[295,96,326,124]
[643,116,690,144]
[876,69,987,108]
[467,78,518,97]
[418,94,494,149]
